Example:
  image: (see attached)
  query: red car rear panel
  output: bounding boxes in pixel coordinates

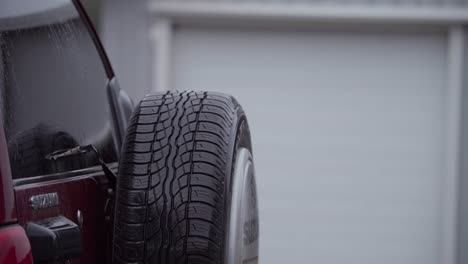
[0,1,123,263]
[0,128,17,225]
[14,172,111,264]
[0,225,33,264]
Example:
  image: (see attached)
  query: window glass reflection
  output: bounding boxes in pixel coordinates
[0,0,117,179]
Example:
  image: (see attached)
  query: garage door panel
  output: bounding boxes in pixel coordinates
[173,26,447,264]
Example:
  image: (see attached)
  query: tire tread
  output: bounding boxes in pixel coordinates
[114,91,239,264]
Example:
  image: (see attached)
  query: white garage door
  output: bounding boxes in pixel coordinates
[172,26,449,264]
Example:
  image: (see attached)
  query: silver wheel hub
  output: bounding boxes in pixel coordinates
[226,148,259,264]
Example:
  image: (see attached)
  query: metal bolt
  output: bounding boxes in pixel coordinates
[77,210,84,229]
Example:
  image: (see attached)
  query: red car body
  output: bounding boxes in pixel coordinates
[0,126,16,226]
[0,98,32,264]
[0,1,128,263]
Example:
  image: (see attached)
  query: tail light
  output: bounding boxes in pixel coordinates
[0,225,33,264]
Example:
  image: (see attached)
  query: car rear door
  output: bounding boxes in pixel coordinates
[0,1,119,263]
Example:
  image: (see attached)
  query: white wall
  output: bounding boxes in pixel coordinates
[100,0,152,102]
[172,25,449,264]
[457,30,468,264]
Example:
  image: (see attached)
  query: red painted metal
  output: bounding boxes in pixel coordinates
[0,2,118,263]
[0,123,17,225]
[0,225,33,264]
[14,174,110,264]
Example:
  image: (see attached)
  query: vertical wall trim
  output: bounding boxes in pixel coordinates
[445,25,464,264]
[150,18,173,91]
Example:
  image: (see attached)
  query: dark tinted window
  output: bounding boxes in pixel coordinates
[0,0,117,179]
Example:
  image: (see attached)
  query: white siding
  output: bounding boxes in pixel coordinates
[172,26,448,264]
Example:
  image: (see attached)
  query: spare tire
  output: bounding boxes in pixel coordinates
[113,91,259,264]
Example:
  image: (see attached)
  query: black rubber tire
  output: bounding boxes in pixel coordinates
[113,91,253,264]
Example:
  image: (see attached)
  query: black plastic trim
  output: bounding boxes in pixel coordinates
[26,216,83,263]
[107,78,134,151]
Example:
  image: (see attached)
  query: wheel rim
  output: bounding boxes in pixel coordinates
[226,148,259,264]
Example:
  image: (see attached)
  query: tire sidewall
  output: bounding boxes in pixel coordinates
[223,103,256,263]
